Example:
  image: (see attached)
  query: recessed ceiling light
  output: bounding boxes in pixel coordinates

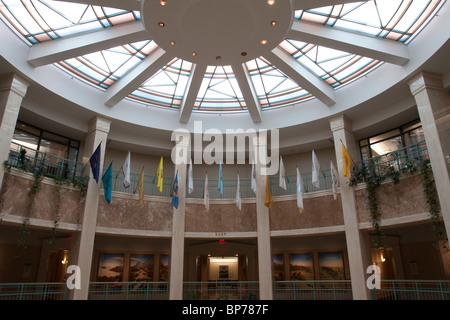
[260,40,268,45]
[241,52,247,56]
[216,56,222,60]
[170,41,176,46]
[158,22,165,27]
[271,21,277,26]
[192,52,197,56]
[267,0,275,5]
[160,0,167,5]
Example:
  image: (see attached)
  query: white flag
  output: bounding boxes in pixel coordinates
[279,156,287,190]
[330,159,339,200]
[235,173,242,210]
[188,158,194,194]
[312,150,321,189]
[204,173,209,210]
[296,167,304,213]
[121,151,131,188]
[251,159,256,194]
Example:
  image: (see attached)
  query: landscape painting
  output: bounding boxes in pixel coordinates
[129,254,154,282]
[159,254,169,281]
[318,251,345,280]
[289,253,314,280]
[272,254,285,280]
[97,253,124,282]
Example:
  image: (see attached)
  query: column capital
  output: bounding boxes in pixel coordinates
[0,73,30,98]
[87,115,112,135]
[407,71,445,96]
[329,114,353,133]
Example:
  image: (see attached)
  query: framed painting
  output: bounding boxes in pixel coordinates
[272,254,285,281]
[219,265,229,279]
[159,254,169,281]
[97,253,124,282]
[129,254,154,282]
[318,251,345,280]
[289,253,314,280]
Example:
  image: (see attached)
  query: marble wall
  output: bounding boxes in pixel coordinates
[1,170,432,234]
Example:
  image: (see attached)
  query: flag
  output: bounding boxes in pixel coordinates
[296,167,304,213]
[89,143,101,183]
[235,173,241,210]
[264,175,272,208]
[312,150,320,189]
[171,171,179,209]
[121,151,131,188]
[204,173,209,210]
[342,142,352,179]
[279,156,287,190]
[218,161,223,195]
[156,156,163,193]
[137,167,145,205]
[188,158,194,194]
[330,159,339,200]
[102,162,112,204]
[251,159,256,194]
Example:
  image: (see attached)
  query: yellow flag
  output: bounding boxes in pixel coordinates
[342,142,352,179]
[137,167,144,205]
[264,175,272,208]
[157,156,163,192]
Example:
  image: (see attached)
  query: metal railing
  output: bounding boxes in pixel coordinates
[354,140,429,180]
[1,280,449,300]
[88,282,169,300]
[273,280,353,300]
[0,282,69,300]
[183,281,260,300]
[371,280,450,300]
[7,141,85,182]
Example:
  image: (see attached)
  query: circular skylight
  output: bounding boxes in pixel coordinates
[0,0,444,123]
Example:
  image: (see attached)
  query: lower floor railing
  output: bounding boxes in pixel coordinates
[0,280,449,300]
[371,280,450,300]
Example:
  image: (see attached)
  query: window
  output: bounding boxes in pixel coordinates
[359,120,423,160]
[11,121,80,162]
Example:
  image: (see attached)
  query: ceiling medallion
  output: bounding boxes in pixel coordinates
[141,0,294,66]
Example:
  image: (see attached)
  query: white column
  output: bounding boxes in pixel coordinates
[0,73,29,184]
[69,116,111,300]
[169,131,189,299]
[330,115,372,300]
[255,134,273,300]
[408,71,450,240]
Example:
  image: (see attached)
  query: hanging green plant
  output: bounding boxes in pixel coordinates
[49,179,63,244]
[420,159,448,252]
[18,169,43,249]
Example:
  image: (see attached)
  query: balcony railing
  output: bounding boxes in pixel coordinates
[371,280,450,300]
[273,280,353,300]
[0,280,449,300]
[7,142,85,183]
[353,140,429,182]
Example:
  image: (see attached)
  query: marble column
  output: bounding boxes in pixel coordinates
[69,116,111,300]
[330,115,372,300]
[408,71,450,240]
[255,133,273,300]
[0,73,29,185]
[169,130,189,299]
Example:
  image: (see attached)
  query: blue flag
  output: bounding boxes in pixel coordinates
[171,171,179,209]
[89,143,101,183]
[218,162,223,195]
[102,162,112,204]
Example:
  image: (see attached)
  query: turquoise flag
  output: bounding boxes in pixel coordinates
[171,171,179,209]
[102,162,112,204]
[218,162,223,195]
